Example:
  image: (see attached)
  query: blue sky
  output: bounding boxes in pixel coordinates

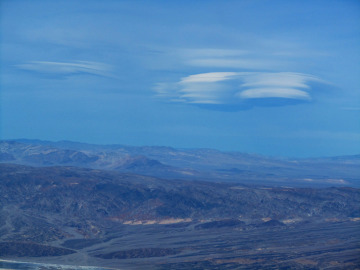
[1,0,359,157]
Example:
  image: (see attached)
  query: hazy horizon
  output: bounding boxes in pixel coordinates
[3,137,360,159]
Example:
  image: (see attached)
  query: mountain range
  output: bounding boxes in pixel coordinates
[0,139,359,269]
[1,139,359,187]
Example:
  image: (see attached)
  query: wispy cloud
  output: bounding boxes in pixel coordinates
[180,72,239,83]
[16,61,114,78]
[174,47,291,70]
[155,72,325,110]
[186,58,285,70]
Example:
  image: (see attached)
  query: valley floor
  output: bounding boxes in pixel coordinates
[1,220,359,270]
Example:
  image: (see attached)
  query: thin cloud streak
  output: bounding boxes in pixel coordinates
[186,58,284,69]
[175,46,294,70]
[241,72,318,89]
[180,72,239,83]
[238,88,310,100]
[16,61,114,78]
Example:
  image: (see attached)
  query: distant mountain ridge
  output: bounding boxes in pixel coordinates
[1,139,359,187]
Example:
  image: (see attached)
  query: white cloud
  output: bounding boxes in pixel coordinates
[241,72,318,89]
[238,88,310,99]
[155,72,324,109]
[180,72,239,83]
[17,61,113,77]
[179,83,228,104]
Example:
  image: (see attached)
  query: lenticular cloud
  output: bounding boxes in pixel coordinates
[154,72,324,110]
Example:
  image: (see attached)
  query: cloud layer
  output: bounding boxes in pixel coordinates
[155,72,324,110]
[17,61,113,78]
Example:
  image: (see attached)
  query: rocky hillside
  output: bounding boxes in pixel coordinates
[1,163,359,243]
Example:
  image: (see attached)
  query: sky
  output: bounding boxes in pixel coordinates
[1,0,359,157]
